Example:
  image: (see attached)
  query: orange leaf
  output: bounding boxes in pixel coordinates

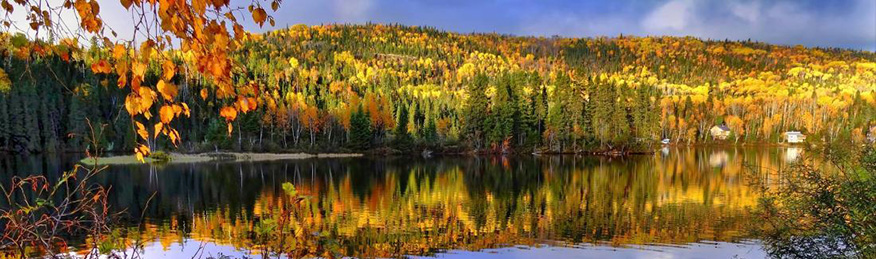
[125,94,139,115]
[90,59,111,74]
[157,80,178,100]
[159,105,174,124]
[252,8,267,26]
[135,121,148,140]
[200,88,209,100]
[161,60,175,80]
[112,44,126,59]
[220,106,237,122]
[227,122,233,136]
[192,0,206,15]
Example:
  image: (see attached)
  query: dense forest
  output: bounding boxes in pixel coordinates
[0,24,875,154]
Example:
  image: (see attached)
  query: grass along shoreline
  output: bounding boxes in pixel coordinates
[79,152,363,165]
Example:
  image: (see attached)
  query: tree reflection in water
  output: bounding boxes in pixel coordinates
[0,147,819,258]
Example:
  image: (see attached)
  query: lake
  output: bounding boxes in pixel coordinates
[0,147,805,258]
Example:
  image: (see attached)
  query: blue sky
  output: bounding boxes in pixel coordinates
[96,0,871,51]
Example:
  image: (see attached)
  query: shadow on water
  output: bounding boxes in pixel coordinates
[0,147,826,258]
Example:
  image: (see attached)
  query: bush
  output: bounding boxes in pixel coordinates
[149,151,172,162]
[754,145,876,258]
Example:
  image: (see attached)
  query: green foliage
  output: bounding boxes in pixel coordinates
[462,74,489,149]
[349,109,372,150]
[391,104,414,151]
[205,118,230,151]
[149,151,172,162]
[282,182,298,197]
[755,145,876,258]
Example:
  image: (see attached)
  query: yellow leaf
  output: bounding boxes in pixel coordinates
[154,123,164,138]
[135,151,144,163]
[131,61,146,78]
[159,105,174,124]
[157,80,178,100]
[162,60,175,80]
[138,87,155,111]
[169,129,179,145]
[135,121,148,140]
[181,103,190,117]
[125,94,138,115]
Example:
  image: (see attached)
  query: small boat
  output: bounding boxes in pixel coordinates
[661,139,671,145]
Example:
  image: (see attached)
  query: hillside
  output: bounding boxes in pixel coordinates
[0,24,875,154]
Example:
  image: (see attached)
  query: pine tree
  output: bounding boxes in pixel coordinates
[590,78,613,148]
[611,83,632,146]
[349,109,373,150]
[205,118,230,152]
[487,74,516,146]
[391,103,413,151]
[39,80,60,153]
[66,90,89,150]
[462,74,489,149]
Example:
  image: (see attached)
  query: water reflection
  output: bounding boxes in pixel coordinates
[0,147,801,258]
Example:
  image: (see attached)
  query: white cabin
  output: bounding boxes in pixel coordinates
[784,131,806,144]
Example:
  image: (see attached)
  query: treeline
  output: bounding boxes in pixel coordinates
[0,24,875,154]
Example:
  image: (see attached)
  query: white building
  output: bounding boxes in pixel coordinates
[784,131,806,144]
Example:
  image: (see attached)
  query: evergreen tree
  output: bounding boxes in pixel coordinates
[462,74,489,149]
[487,74,516,146]
[590,78,614,148]
[611,83,632,146]
[349,109,372,150]
[205,118,230,152]
[66,90,89,150]
[423,114,438,146]
[391,103,413,151]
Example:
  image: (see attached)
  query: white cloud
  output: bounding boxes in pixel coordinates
[642,0,695,31]
[332,0,374,22]
[519,12,637,38]
[729,1,761,23]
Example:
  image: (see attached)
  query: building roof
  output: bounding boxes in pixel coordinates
[785,131,804,135]
[713,125,731,131]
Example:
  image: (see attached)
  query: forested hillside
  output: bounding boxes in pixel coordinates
[1,24,875,154]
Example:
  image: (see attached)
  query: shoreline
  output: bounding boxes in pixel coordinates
[62,143,814,165]
[79,152,363,165]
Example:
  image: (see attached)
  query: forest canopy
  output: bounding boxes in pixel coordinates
[0,24,874,154]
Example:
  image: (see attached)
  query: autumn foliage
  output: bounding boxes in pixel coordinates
[0,23,874,155]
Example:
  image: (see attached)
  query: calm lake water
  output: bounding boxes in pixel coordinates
[0,147,806,258]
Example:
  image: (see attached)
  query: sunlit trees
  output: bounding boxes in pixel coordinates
[0,23,873,154]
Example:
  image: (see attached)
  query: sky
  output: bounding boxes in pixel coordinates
[243,0,876,51]
[10,0,876,51]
